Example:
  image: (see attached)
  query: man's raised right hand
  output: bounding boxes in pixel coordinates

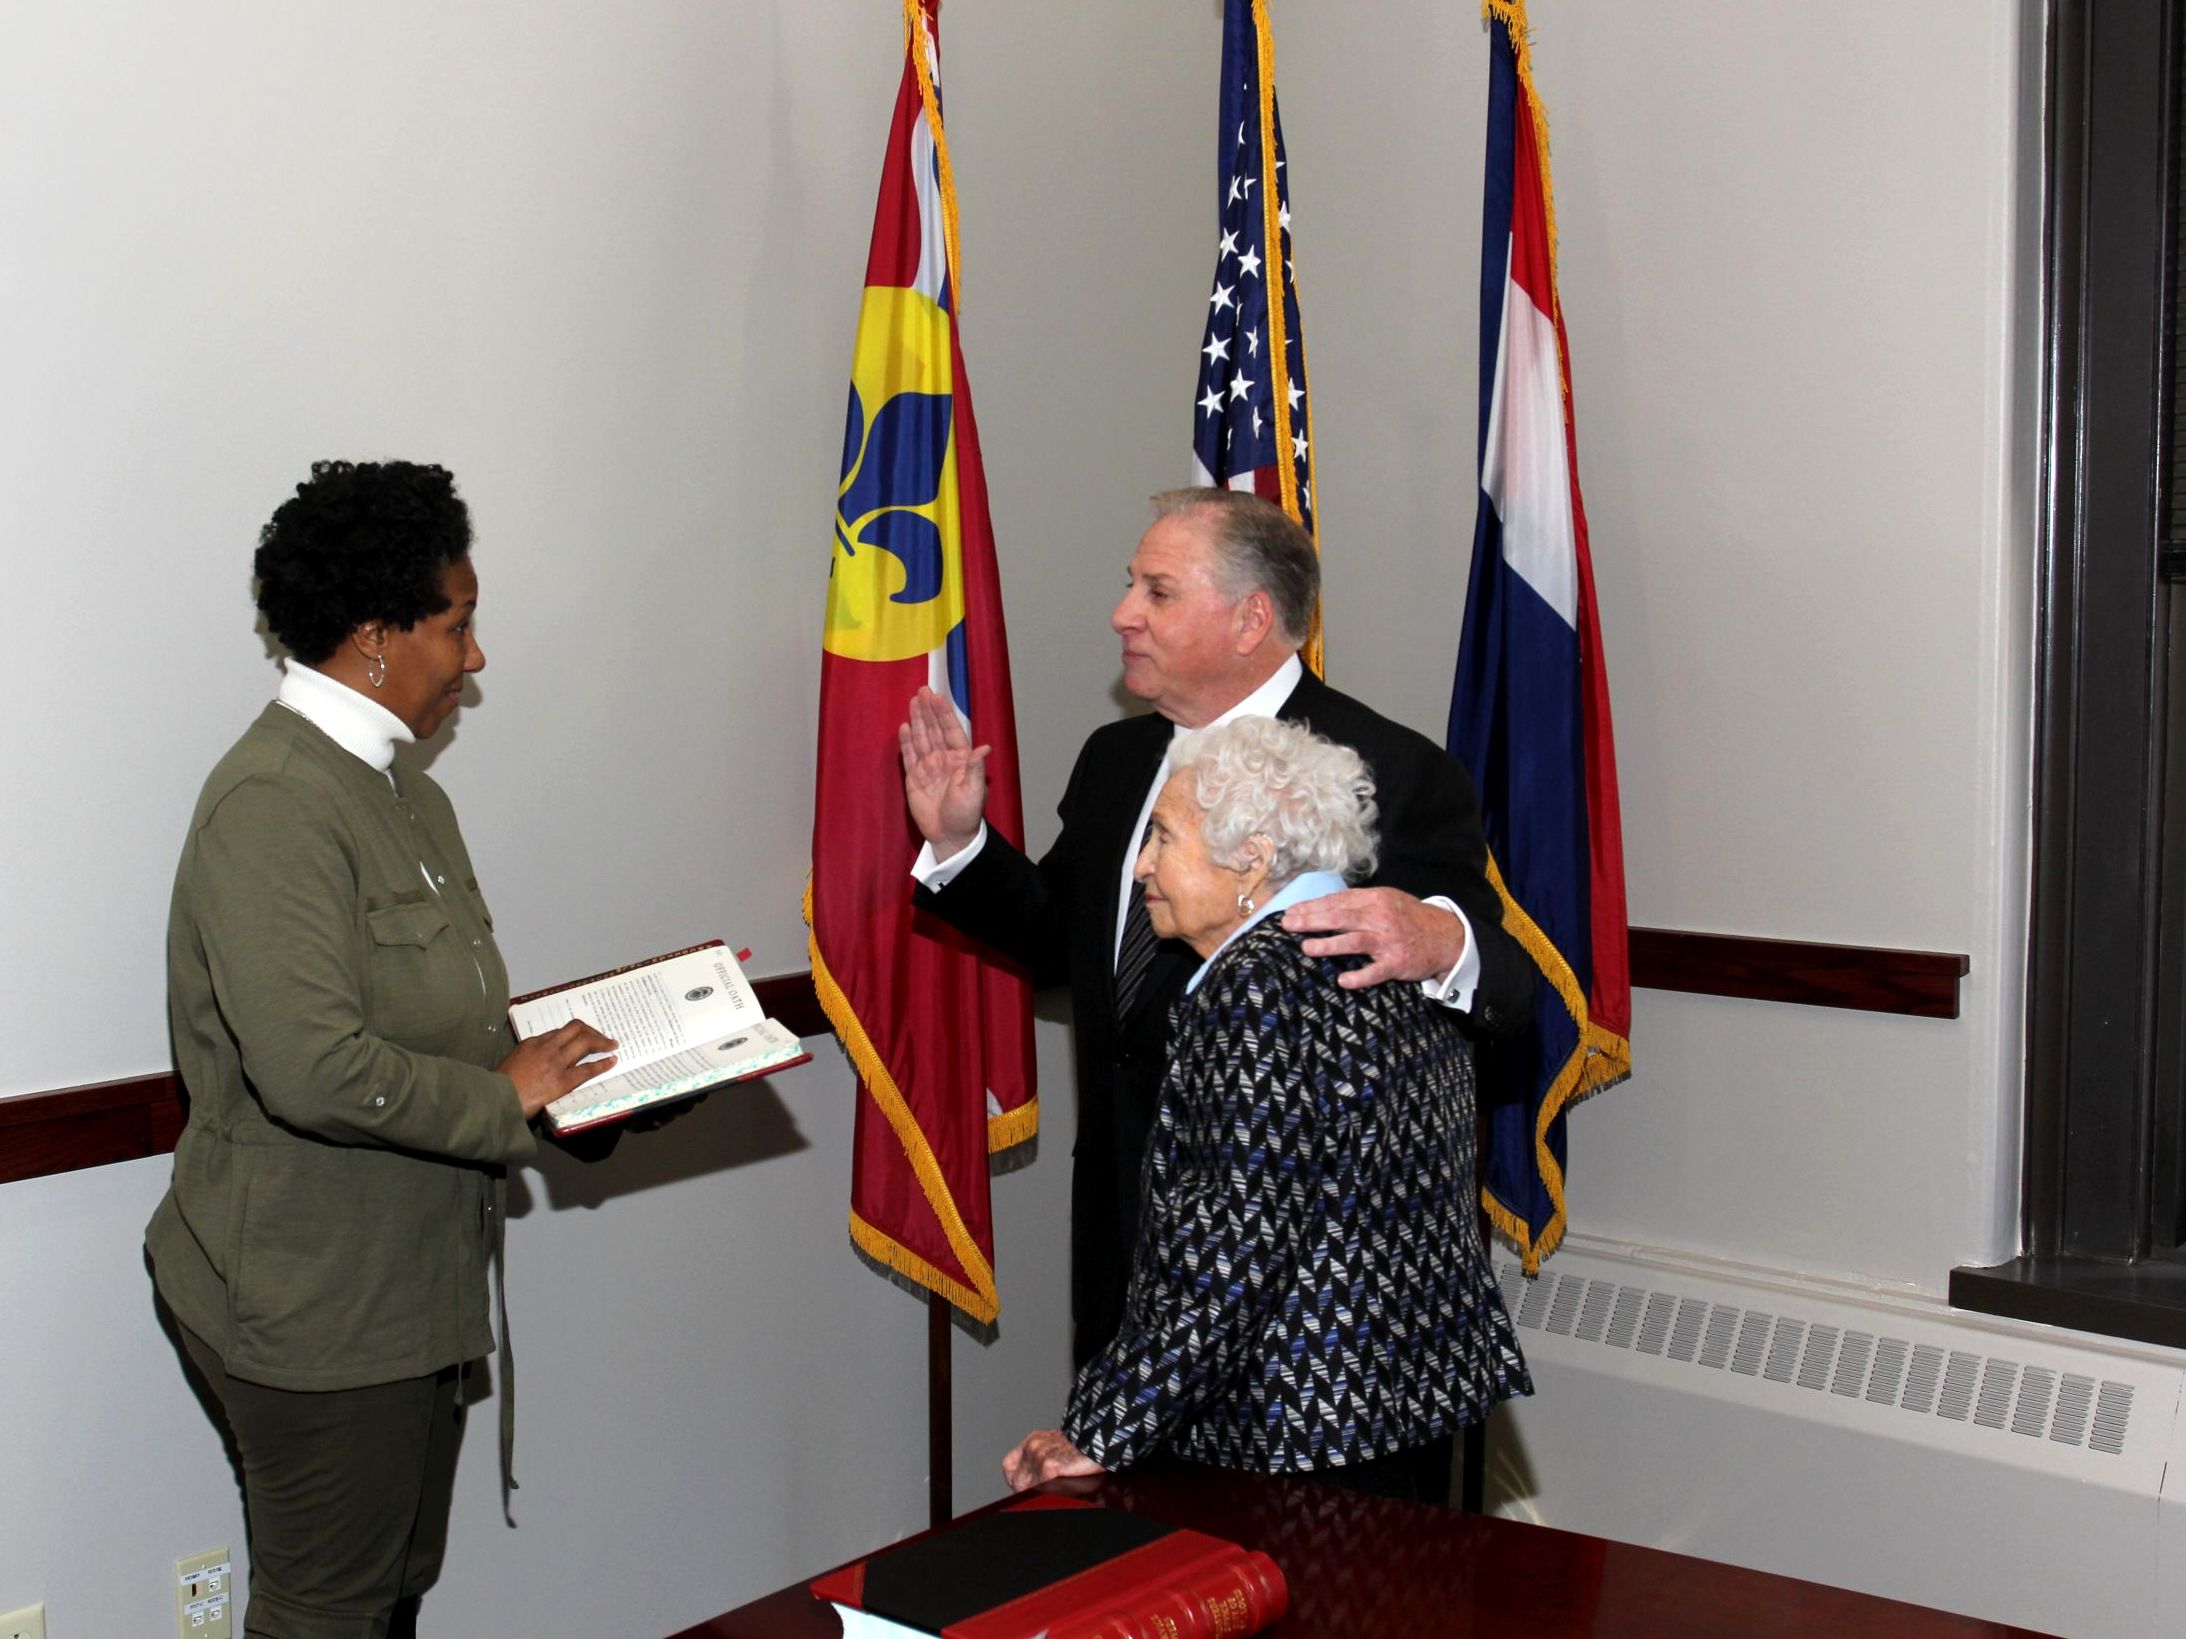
[898,685,990,861]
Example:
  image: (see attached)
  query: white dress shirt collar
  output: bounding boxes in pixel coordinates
[277,660,415,776]
[1201,651,1305,734]
[1113,653,1306,963]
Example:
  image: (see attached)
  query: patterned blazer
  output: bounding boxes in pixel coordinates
[1060,921,1531,1476]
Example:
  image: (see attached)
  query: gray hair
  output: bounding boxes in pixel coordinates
[1149,488,1320,647]
[1168,716,1378,887]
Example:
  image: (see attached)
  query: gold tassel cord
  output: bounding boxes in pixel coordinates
[1251,0,1296,528]
[905,0,965,313]
[1296,320,1325,679]
[1248,0,1322,678]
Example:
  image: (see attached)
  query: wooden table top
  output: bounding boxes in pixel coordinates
[668,1463,2054,1638]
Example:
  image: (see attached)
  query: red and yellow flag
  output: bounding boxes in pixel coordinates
[808,0,1036,1324]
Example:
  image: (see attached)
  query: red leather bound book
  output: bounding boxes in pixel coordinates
[809,1493,1287,1639]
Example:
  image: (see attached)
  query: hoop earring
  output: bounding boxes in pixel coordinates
[1236,893,1256,915]
[366,652,387,689]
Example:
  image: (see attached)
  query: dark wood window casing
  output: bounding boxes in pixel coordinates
[1952,0,2186,1346]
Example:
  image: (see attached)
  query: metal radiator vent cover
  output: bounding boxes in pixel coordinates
[1495,1262,2136,1456]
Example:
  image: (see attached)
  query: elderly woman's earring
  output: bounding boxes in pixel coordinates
[366,652,387,689]
[1237,892,1256,915]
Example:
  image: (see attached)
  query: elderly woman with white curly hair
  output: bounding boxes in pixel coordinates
[1003,715,1531,1507]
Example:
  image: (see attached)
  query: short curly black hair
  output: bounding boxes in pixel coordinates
[253,460,473,664]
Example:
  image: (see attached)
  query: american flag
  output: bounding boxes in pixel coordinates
[1193,0,1318,591]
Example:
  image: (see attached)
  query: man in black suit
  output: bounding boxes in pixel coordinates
[900,488,1530,1364]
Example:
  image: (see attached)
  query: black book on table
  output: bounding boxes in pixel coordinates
[808,1493,1286,1638]
[864,1505,1169,1627]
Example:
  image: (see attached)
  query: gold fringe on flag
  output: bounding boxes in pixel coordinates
[806,877,1003,1323]
[1477,853,1631,1273]
[987,1090,1040,1151]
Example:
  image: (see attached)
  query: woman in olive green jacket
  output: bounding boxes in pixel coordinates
[146,460,614,1639]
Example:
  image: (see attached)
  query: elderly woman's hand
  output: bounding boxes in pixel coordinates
[497,1020,619,1119]
[1001,1428,1105,1492]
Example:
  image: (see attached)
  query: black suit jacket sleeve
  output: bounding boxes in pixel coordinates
[1369,726,1533,1037]
[911,831,1067,986]
[913,713,1177,1364]
[909,725,1105,991]
[1279,673,1534,1039]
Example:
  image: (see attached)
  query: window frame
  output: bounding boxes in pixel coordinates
[1950,0,2186,1344]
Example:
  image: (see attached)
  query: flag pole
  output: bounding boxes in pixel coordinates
[914,0,954,1529]
[928,1293,953,1524]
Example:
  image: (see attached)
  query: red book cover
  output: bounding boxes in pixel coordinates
[809,1494,1285,1638]
[1040,1541,1288,1639]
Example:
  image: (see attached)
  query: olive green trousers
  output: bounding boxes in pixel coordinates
[178,1320,466,1639]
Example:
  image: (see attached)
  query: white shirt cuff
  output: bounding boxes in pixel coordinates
[1418,896,1480,1012]
[910,823,989,889]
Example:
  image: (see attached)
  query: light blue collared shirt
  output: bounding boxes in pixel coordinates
[1184,869,1349,995]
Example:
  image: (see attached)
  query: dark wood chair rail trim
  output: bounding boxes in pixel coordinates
[1,931,1967,1189]
[0,973,834,1190]
[1629,927,1970,1020]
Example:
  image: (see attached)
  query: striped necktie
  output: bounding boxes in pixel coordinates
[1113,879,1161,1018]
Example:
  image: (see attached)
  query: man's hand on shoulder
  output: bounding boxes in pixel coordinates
[1282,887,1465,989]
[899,685,990,860]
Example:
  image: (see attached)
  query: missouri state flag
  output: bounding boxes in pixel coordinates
[809,0,1035,1325]
[1448,0,1630,1274]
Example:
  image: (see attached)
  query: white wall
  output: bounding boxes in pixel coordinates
[0,2,1205,1632]
[1517,0,2039,1288]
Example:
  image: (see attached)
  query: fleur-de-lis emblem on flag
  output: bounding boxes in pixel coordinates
[826,286,966,664]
